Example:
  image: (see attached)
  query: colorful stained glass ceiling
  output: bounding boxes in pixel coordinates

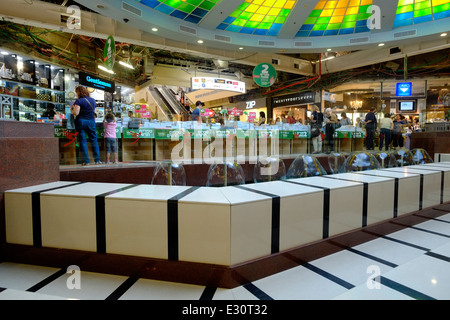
[137,0,220,24]
[295,0,373,37]
[216,0,298,36]
[394,0,450,28]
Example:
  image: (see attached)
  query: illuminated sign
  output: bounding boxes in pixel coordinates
[79,72,115,93]
[396,82,412,97]
[191,77,245,93]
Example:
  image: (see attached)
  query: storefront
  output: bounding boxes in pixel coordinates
[271,91,317,124]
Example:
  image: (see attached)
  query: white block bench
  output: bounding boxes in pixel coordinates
[4,163,450,288]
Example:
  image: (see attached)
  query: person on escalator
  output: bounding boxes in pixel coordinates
[191,101,203,122]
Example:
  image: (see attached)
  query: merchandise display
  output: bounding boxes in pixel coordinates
[341,151,382,172]
[254,156,287,183]
[151,161,187,186]
[411,148,434,165]
[287,154,327,178]
[206,162,246,187]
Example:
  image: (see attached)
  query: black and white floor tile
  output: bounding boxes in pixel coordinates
[1,213,450,301]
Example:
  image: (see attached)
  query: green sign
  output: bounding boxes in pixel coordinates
[253,63,277,88]
[104,35,116,70]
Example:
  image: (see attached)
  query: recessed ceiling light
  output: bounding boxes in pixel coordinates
[197,40,204,44]
[378,43,385,47]
[441,33,448,37]
[239,47,244,50]
[152,27,158,32]
[327,48,332,51]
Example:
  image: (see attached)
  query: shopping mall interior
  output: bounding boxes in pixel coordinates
[0,0,450,303]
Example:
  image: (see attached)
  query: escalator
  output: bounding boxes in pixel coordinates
[159,86,189,116]
[146,86,175,121]
[147,85,191,121]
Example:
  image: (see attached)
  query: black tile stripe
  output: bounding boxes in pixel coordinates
[243,282,273,300]
[105,276,139,300]
[322,176,369,227]
[31,182,87,247]
[167,187,200,261]
[419,174,424,210]
[26,268,67,292]
[354,171,420,215]
[302,262,354,290]
[403,167,446,205]
[95,184,140,253]
[199,286,217,300]
[379,276,436,300]
[0,287,6,293]
[425,251,450,263]
[330,240,398,268]
[393,178,399,217]
[234,185,280,254]
[282,180,330,238]
[362,230,431,252]
[390,221,450,239]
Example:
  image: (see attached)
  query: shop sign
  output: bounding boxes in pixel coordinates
[253,63,277,88]
[123,128,155,139]
[272,92,315,107]
[396,82,412,97]
[104,35,116,70]
[246,101,256,109]
[191,77,245,93]
[200,109,214,117]
[248,112,257,122]
[293,131,309,139]
[79,72,115,93]
[135,104,152,118]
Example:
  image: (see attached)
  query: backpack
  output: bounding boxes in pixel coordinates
[317,112,324,124]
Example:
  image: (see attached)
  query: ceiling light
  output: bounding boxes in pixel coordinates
[152,27,158,32]
[197,40,204,44]
[441,33,448,37]
[378,43,385,47]
[239,47,244,50]
[98,65,114,74]
[327,48,332,52]
[119,61,134,69]
[1,51,8,55]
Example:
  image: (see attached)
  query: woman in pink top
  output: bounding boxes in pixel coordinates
[103,113,118,164]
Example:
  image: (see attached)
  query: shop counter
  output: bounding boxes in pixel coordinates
[54,126,369,164]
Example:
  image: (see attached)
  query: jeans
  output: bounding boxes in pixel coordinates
[325,125,335,152]
[76,118,101,164]
[365,127,375,150]
[379,128,391,151]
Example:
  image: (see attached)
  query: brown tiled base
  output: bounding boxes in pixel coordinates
[59,156,333,186]
[2,203,448,289]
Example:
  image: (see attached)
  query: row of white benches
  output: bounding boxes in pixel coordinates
[5,162,450,267]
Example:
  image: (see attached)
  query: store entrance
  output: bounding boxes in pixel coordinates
[272,106,307,124]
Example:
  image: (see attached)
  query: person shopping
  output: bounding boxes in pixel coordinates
[324,108,337,153]
[364,107,377,150]
[310,105,323,154]
[103,112,118,164]
[379,113,393,151]
[71,85,102,165]
[392,114,405,149]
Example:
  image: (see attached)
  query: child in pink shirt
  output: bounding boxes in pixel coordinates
[103,113,118,164]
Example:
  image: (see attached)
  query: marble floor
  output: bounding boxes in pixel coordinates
[1,213,450,301]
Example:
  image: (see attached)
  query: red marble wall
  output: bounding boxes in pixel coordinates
[0,121,60,255]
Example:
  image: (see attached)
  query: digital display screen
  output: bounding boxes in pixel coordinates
[399,101,415,111]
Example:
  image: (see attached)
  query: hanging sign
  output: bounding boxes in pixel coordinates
[104,35,116,70]
[253,63,277,87]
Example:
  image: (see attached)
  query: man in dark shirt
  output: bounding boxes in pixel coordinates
[364,107,377,150]
[192,101,203,122]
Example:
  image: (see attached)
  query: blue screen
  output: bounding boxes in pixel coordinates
[396,82,412,97]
